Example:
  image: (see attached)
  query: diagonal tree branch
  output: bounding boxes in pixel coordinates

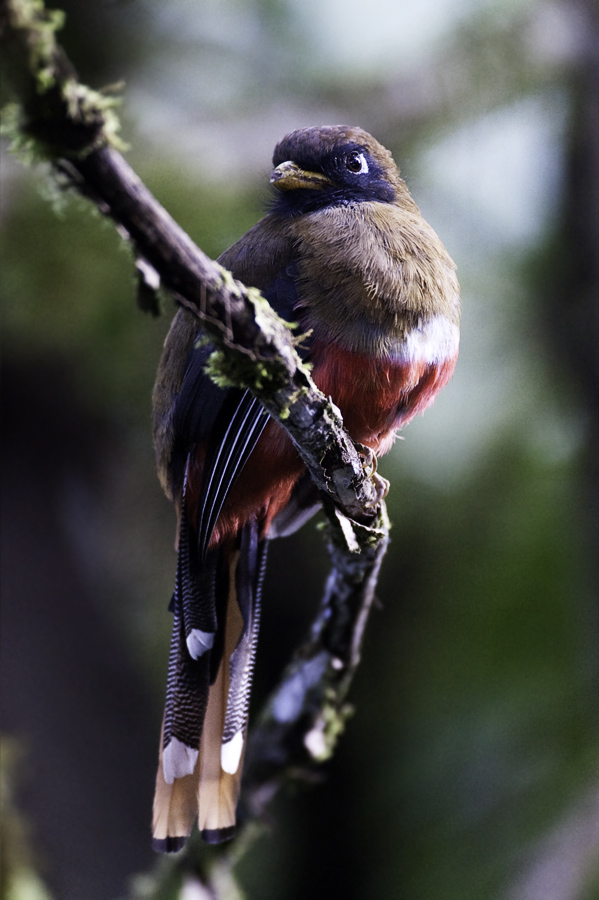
[1,1,390,895]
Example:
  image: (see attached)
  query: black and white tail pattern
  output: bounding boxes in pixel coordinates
[152,487,268,851]
[221,522,268,775]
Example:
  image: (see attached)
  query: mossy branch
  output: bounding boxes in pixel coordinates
[1,1,391,896]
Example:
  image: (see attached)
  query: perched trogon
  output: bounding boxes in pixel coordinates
[151,126,460,851]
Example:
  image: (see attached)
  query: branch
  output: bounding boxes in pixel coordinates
[1,2,390,895]
[69,146,386,522]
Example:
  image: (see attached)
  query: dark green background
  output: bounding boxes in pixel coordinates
[1,1,597,898]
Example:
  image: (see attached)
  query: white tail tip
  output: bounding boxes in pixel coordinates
[186,629,215,659]
[220,731,244,775]
[163,737,199,784]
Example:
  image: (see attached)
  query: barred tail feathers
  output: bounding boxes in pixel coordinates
[197,549,243,842]
[198,525,267,841]
[153,521,267,850]
[152,599,208,852]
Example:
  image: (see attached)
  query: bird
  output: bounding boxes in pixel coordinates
[150,125,460,852]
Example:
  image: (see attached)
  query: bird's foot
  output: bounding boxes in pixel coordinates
[371,472,390,503]
[355,442,377,477]
[355,443,390,506]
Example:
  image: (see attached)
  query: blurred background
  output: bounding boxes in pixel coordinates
[1,0,597,898]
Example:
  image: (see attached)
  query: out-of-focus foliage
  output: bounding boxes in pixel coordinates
[0,739,52,900]
[1,0,597,899]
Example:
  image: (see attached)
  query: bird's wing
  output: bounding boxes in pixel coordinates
[170,228,305,558]
[195,388,268,560]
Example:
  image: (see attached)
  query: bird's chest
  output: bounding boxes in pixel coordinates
[290,204,457,355]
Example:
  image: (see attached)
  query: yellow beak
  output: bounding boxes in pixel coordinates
[270,160,332,192]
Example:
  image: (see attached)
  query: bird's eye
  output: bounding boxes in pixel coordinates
[345,151,369,174]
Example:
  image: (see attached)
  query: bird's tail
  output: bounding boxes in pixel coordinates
[152,517,267,852]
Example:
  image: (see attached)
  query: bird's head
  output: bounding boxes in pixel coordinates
[269,125,406,217]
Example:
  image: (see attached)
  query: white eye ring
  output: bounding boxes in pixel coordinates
[346,151,369,174]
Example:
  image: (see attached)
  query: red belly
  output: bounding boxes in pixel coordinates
[192,343,457,546]
[311,342,457,454]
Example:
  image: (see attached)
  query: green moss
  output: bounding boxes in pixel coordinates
[2,0,126,160]
[204,346,288,394]
[7,0,66,91]
[201,277,308,406]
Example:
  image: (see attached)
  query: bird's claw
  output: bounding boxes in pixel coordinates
[355,442,377,477]
[371,472,390,503]
[355,443,389,507]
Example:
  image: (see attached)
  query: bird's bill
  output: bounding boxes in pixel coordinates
[270,160,332,191]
